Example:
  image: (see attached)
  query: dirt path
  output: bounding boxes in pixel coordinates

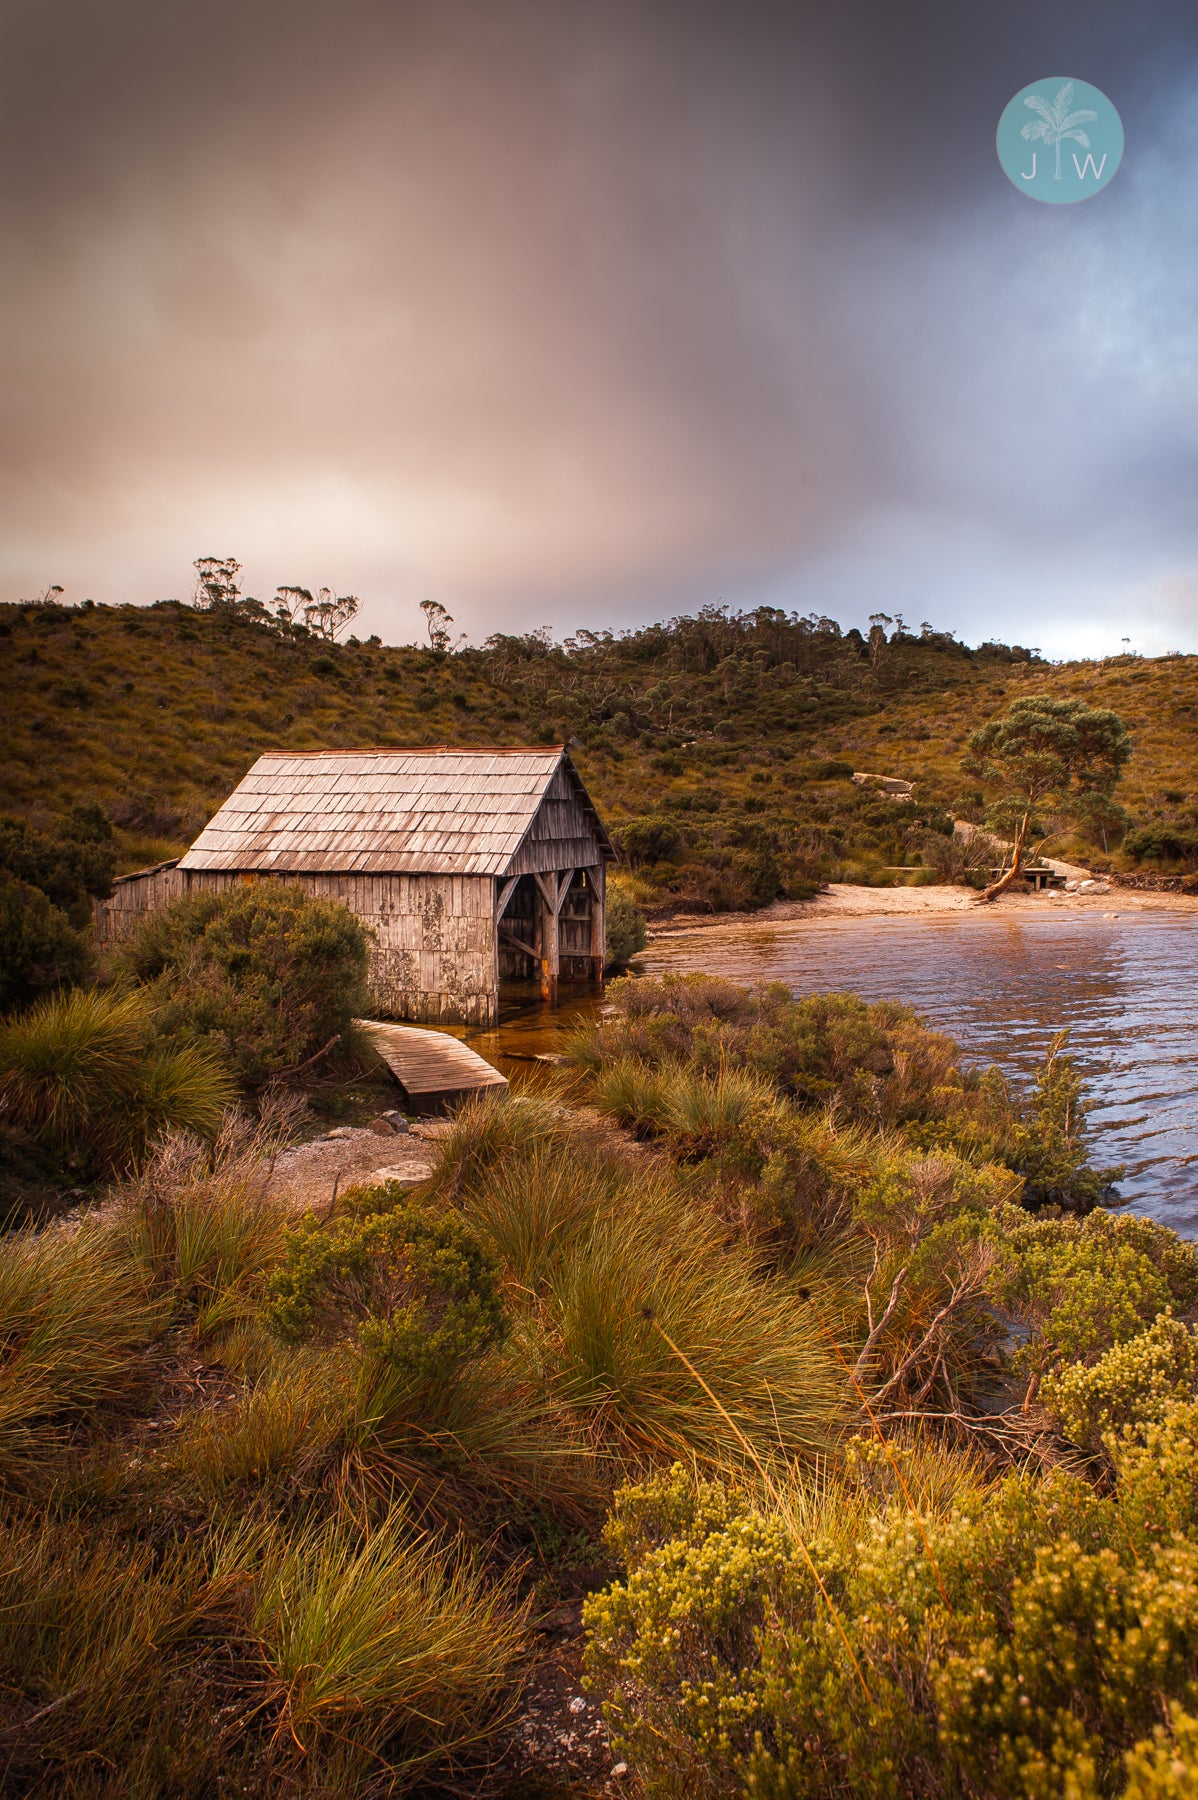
[266,1123,439,1210]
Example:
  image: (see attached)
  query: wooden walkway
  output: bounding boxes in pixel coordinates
[357,1019,508,1107]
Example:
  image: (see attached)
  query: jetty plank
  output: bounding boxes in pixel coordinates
[357,1018,508,1104]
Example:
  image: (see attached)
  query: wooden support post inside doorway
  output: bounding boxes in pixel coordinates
[588,862,605,984]
[532,869,571,1005]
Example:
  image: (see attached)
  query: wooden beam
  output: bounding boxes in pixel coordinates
[358,1019,508,1102]
[499,924,539,961]
[495,874,521,919]
[532,869,571,916]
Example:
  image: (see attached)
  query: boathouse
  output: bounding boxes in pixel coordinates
[94,747,615,1026]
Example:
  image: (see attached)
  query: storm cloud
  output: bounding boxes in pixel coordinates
[0,0,1195,655]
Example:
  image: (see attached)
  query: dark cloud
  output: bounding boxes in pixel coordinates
[0,0,1195,654]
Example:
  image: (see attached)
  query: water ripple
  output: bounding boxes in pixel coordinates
[643,911,1198,1234]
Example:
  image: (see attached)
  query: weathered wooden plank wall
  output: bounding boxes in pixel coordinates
[95,868,500,1026]
[92,864,185,947]
[506,766,600,876]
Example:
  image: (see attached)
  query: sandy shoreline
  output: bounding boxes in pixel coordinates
[647,881,1198,942]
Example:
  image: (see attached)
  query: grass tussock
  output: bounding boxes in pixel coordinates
[0,1502,528,1797]
[160,1353,350,1500]
[109,1113,292,1339]
[0,1225,158,1489]
[440,1101,847,1472]
[0,986,232,1175]
[246,1509,527,1773]
[0,1513,243,1790]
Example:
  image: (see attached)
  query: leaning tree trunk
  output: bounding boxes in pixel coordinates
[978,814,1030,904]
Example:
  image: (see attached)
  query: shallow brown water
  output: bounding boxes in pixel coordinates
[470,913,1198,1235]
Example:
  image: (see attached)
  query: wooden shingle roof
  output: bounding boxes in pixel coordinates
[177,747,613,878]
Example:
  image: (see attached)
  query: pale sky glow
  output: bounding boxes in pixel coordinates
[0,0,1194,655]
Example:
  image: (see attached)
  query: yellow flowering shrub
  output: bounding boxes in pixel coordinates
[1042,1315,1198,1452]
[1123,1707,1198,1798]
[585,1413,1198,1800]
[1002,1212,1198,1380]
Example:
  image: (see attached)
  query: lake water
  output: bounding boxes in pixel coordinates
[639,912,1198,1235]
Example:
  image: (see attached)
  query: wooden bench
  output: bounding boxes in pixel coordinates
[989,864,1067,892]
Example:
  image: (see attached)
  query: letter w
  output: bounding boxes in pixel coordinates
[1072,152,1109,180]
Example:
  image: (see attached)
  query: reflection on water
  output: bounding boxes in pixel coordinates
[640,913,1198,1235]
[469,982,602,1073]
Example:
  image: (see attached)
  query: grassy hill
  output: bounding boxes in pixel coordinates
[4,597,1198,910]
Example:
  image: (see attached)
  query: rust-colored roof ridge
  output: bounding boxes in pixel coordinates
[260,744,565,757]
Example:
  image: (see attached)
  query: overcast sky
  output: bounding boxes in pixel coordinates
[0,0,1195,657]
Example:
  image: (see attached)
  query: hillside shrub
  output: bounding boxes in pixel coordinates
[1124,823,1198,868]
[605,880,648,968]
[119,880,372,1090]
[618,815,683,868]
[0,878,89,1010]
[0,805,115,928]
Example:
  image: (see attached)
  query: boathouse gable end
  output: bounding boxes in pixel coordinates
[93,747,614,1027]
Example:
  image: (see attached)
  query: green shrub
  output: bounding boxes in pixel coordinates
[578,977,969,1129]
[119,880,372,1091]
[751,1109,883,1249]
[0,878,89,1010]
[1005,1211,1198,1382]
[1124,823,1198,868]
[605,881,648,968]
[592,1057,779,1157]
[1009,1029,1120,1211]
[268,1197,507,1380]
[0,987,233,1177]
[1124,1708,1198,1798]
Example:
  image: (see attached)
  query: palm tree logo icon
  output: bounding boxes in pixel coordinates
[1020,81,1098,180]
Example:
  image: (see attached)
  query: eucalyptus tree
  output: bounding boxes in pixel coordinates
[962,695,1131,902]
